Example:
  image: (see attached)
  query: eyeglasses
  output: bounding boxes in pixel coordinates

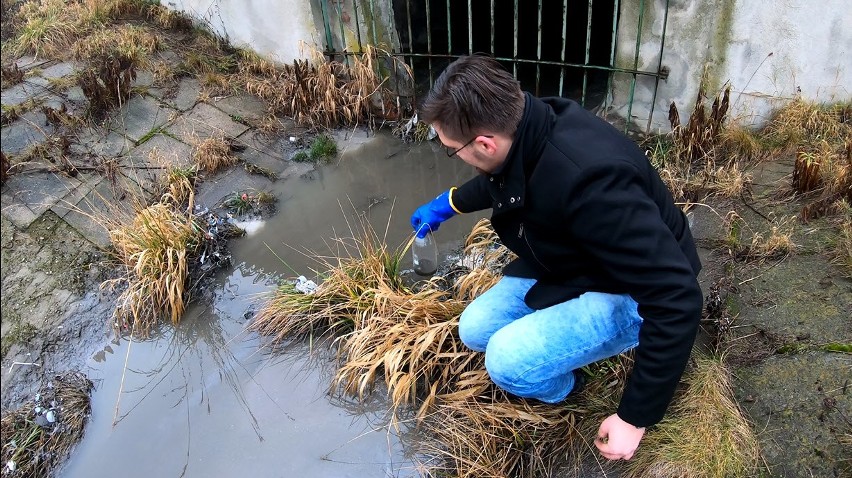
[444,135,494,157]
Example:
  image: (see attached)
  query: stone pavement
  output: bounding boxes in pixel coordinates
[0,54,315,369]
[1,55,313,250]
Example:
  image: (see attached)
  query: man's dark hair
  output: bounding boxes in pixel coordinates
[419,55,524,141]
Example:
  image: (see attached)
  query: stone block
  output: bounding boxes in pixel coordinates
[210,93,268,123]
[14,56,52,72]
[49,174,103,219]
[62,174,141,249]
[121,134,193,192]
[1,110,57,156]
[165,102,249,143]
[162,77,200,112]
[234,130,307,179]
[0,196,38,229]
[39,61,81,80]
[0,170,82,217]
[1,81,48,106]
[72,127,134,159]
[132,70,155,88]
[195,164,275,210]
[107,95,175,143]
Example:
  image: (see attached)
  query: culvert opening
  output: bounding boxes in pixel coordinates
[393,0,617,110]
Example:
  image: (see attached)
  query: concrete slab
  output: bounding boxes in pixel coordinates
[161,77,200,112]
[62,173,142,249]
[132,70,155,88]
[63,86,88,106]
[14,56,52,72]
[1,81,48,107]
[107,95,175,143]
[72,127,135,159]
[121,134,193,193]
[39,61,82,80]
[0,110,57,156]
[0,196,39,229]
[233,130,293,178]
[209,93,267,123]
[165,102,249,143]
[49,173,104,219]
[0,170,82,217]
[195,164,275,210]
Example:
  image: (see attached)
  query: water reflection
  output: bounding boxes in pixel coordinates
[61,132,478,477]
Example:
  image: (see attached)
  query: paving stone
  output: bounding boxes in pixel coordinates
[39,61,82,80]
[1,81,48,106]
[132,70,155,88]
[160,77,200,112]
[165,102,249,142]
[0,196,38,229]
[121,134,193,192]
[195,164,276,210]
[49,173,103,219]
[107,95,175,143]
[14,56,52,72]
[63,86,88,106]
[209,93,267,123]
[71,127,134,159]
[62,173,144,249]
[1,110,57,156]
[0,170,82,217]
[233,129,291,177]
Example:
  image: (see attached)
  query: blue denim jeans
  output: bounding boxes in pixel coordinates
[458,276,643,403]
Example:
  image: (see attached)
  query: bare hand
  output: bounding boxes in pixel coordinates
[594,413,646,460]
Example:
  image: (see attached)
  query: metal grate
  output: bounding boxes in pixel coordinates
[319,0,670,132]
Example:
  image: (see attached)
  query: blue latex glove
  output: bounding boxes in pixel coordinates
[411,188,458,238]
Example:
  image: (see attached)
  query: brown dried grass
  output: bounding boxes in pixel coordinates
[191,135,239,173]
[102,201,203,336]
[0,372,93,478]
[242,45,406,128]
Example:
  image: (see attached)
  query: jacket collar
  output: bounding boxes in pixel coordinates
[489,93,554,213]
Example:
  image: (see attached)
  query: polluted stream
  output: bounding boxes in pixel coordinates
[59,132,486,478]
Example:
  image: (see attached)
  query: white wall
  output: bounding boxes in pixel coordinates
[161,0,321,63]
[610,0,851,131]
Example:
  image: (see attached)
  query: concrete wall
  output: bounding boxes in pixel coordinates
[161,0,322,63]
[611,0,851,131]
[164,0,849,130]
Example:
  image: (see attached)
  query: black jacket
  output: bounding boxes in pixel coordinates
[452,93,703,428]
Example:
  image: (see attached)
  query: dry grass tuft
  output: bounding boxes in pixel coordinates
[623,356,761,478]
[242,45,407,128]
[10,0,146,58]
[73,23,160,68]
[830,201,852,277]
[191,135,240,173]
[103,201,204,336]
[0,372,93,478]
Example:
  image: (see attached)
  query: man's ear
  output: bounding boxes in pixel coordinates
[477,135,498,154]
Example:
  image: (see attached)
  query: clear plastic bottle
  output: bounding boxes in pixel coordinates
[412,230,438,276]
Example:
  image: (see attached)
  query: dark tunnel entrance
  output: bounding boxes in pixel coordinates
[392,0,618,110]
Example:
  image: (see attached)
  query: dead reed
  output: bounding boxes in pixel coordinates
[0,372,93,478]
[102,200,203,336]
[191,135,240,173]
[242,45,406,128]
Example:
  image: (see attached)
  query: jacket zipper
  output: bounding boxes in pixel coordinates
[518,223,551,273]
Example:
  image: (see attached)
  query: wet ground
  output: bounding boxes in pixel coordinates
[2,57,849,477]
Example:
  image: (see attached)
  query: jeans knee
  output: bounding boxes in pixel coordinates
[458,307,487,352]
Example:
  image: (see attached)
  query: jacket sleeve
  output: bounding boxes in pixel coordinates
[450,174,492,213]
[565,163,703,428]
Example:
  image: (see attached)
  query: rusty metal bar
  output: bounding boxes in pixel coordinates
[535,0,542,95]
[646,0,670,132]
[581,0,594,106]
[426,0,433,84]
[558,0,568,97]
[626,0,646,131]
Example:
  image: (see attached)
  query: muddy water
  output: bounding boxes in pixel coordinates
[60,132,485,477]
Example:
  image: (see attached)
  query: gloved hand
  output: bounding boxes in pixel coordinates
[411,188,458,238]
